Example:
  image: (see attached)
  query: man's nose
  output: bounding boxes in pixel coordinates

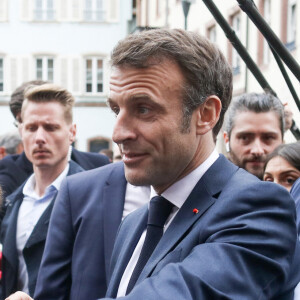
[35,127,46,144]
[250,139,265,156]
[112,112,137,144]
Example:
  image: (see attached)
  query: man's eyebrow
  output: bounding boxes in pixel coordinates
[106,98,115,107]
[235,131,253,135]
[107,94,152,105]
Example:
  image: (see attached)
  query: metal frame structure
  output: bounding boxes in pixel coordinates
[202,0,300,139]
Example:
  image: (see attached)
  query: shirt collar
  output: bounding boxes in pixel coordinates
[68,146,72,161]
[150,149,219,209]
[23,163,70,201]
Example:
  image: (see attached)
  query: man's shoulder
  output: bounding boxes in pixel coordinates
[0,152,32,173]
[71,148,110,170]
[0,153,31,197]
[65,161,124,185]
[0,154,20,170]
[204,155,293,212]
[291,178,300,198]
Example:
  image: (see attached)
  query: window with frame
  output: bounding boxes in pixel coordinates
[286,0,296,50]
[36,57,54,81]
[0,58,3,92]
[231,13,241,75]
[88,138,110,153]
[85,58,103,93]
[34,0,55,21]
[84,0,105,22]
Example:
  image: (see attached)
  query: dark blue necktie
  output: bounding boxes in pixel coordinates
[126,196,173,294]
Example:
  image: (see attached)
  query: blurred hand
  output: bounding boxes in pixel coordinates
[5,291,33,300]
[284,103,293,131]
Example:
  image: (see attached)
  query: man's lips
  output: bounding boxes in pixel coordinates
[246,160,264,166]
[122,152,148,164]
[33,149,51,155]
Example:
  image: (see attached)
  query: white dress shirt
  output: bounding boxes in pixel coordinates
[16,164,70,293]
[117,149,219,297]
[123,184,150,220]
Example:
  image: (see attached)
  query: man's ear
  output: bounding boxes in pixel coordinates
[0,146,6,158]
[18,123,23,137]
[196,95,222,135]
[69,124,77,144]
[223,131,230,152]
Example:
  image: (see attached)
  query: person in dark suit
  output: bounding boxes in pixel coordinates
[291,178,300,236]
[6,29,300,300]
[33,162,149,300]
[0,84,84,299]
[0,80,109,199]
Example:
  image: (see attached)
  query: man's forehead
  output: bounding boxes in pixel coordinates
[231,111,281,135]
[234,111,280,127]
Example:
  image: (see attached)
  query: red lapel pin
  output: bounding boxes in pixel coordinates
[193,208,199,214]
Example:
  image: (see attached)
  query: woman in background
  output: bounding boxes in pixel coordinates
[264,142,300,191]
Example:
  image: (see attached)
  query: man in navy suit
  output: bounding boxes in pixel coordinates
[7,29,300,300]
[0,84,84,298]
[0,80,109,199]
[291,178,300,236]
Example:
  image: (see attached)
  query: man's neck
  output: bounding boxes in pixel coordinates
[33,162,68,197]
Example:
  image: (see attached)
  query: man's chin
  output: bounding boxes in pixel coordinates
[245,166,264,180]
[124,168,151,186]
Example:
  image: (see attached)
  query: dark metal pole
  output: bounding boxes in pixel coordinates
[202,0,300,140]
[270,47,300,112]
[182,0,191,30]
[202,0,275,95]
[237,0,300,81]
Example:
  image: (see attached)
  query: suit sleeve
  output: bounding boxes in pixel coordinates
[291,178,300,236]
[101,182,298,300]
[34,179,74,300]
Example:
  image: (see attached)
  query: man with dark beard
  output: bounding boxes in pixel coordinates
[223,93,284,179]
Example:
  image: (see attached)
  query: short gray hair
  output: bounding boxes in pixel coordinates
[225,93,285,138]
[0,131,22,154]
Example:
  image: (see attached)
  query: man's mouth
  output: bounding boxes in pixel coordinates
[122,152,147,164]
[33,149,50,155]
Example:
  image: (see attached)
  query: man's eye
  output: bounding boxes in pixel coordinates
[238,135,249,142]
[26,126,36,131]
[111,107,120,115]
[138,107,150,114]
[45,125,58,131]
[264,135,275,141]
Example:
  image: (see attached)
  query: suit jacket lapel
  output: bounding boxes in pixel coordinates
[107,206,148,297]
[24,197,56,249]
[102,163,128,283]
[138,179,215,282]
[138,155,238,282]
[2,191,23,274]
[25,161,83,249]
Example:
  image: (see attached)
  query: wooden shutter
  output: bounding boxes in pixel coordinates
[0,0,8,21]
[20,0,31,21]
[10,57,18,92]
[107,0,119,22]
[22,57,30,83]
[72,58,80,93]
[60,58,68,89]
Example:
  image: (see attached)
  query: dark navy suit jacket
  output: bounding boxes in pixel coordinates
[291,178,300,236]
[0,148,109,198]
[103,155,300,300]
[0,161,83,299]
[34,163,127,300]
